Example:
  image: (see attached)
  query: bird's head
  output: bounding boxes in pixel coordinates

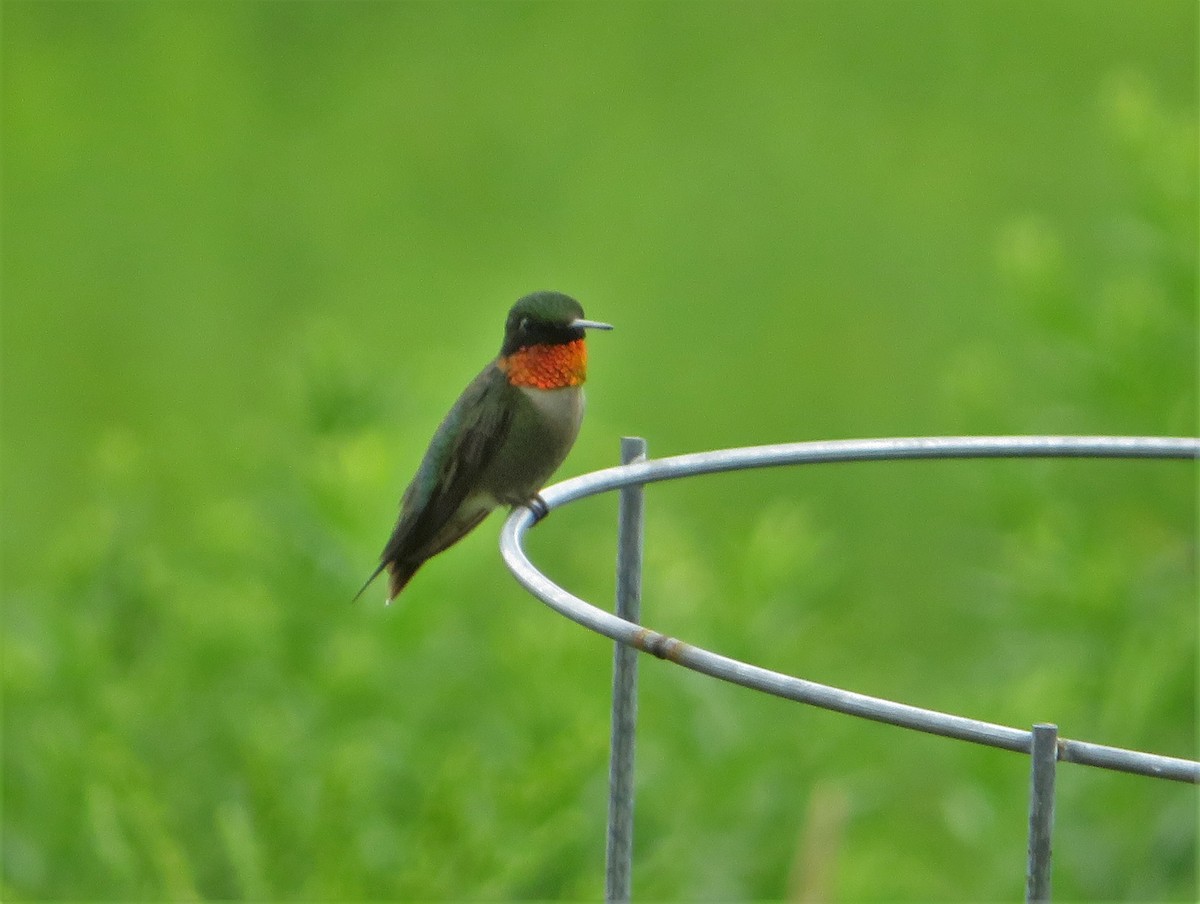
[498,291,612,389]
[500,291,612,357]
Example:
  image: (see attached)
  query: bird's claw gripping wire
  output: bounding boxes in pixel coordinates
[526,494,550,524]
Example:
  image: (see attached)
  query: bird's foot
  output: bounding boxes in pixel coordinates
[527,494,550,524]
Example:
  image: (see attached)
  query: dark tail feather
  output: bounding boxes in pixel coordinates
[353,559,421,603]
[352,562,388,603]
[386,560,421,601]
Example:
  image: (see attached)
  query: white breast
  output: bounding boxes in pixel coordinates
[518,384,585,424]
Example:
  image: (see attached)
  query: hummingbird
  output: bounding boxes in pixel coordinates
[356,291,613,602]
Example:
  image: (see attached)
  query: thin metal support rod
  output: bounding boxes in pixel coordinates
[605,437,647,903]
[1026,723,1059,902]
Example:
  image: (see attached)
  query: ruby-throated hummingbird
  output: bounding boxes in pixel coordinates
[356,291,613,602]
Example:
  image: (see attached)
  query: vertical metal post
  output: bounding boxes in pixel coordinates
[605,436,646,903]
[1026,723,1059,903]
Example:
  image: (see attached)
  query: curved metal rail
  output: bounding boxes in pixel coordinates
[499,436,1200,782]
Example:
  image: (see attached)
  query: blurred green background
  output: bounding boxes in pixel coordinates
[3,1,1197,900]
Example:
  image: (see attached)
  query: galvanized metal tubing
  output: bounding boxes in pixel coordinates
[499,435,1199,900]
[603,437,646,904]
[1026,723,1059,902]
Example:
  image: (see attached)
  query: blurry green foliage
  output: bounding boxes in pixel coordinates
[2,1,1196,901]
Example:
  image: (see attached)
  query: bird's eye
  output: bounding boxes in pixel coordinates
[519,317,530,332]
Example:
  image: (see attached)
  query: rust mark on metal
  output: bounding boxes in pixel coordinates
[631,627,688,663]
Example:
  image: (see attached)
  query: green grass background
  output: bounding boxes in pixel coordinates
[3,1,1197,900]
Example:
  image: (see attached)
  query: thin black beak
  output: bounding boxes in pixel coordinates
[571,318,614,331]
